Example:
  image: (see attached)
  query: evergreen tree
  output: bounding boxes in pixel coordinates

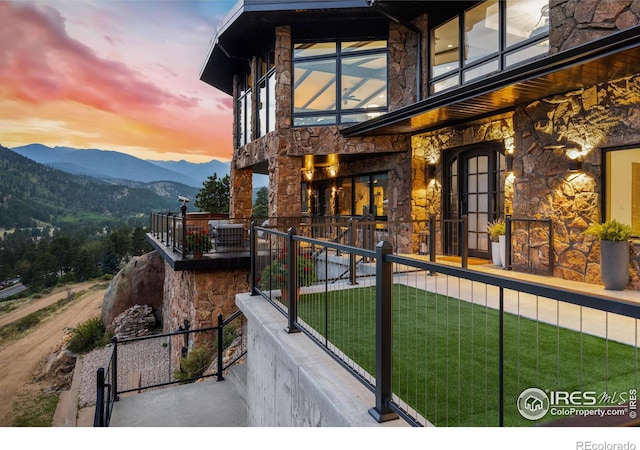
[253,187,268,219]
[194,173,230,213]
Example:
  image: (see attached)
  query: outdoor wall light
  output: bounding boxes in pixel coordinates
[506,154,514,173]
[304,169,314,181]
[565,146,587,172]
[427,164,436,181]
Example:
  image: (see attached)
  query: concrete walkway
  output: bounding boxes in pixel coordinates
[54,360,247,427]
[108,367,247,427]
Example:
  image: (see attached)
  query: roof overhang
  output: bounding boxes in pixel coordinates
[341,26,640,138]
[200,0,476,95]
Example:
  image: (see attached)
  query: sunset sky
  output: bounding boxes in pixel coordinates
[0,0,237,162]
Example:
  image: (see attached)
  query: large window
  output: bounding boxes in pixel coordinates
[237,72,252,147]
[236,48,274,148]
[292,40,388,127]
[258,49,276,137]
[604,147,640,237]
[430,0,549,94]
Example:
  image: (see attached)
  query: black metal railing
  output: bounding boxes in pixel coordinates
[250,224,640,427]
[94,311,246,427]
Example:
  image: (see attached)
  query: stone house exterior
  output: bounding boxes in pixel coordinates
[200,0,640,290]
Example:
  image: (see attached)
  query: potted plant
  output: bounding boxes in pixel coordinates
[583,219,632,290]
[486,218,506,267]
[259,247,317,302]
[185,230,212,257]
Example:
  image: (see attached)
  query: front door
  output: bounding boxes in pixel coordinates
[445,144,505,259]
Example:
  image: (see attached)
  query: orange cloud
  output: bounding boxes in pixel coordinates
[0,1,233,161]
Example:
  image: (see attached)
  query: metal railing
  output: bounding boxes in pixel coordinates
[94,311,246,427]
[150,211,250,256]
[250,224,640,427]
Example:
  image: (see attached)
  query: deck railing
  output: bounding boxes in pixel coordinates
[93,311,246,427]
[250,224,640,427]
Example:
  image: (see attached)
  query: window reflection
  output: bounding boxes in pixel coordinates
[293,39,387,126]
[464,0,499,64]
[606,148,640,237]
[430,0,549,94]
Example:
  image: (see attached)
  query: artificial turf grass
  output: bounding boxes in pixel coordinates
[296,284,638,427]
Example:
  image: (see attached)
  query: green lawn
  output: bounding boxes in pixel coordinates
[297,284,638,427]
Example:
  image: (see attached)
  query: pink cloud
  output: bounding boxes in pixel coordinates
[0,2,198,115]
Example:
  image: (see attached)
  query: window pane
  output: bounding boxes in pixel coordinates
[245,90,252,145]
[606,148,640,236]
[268,71,276,133]
[341,111,385,124]
[355,176,371,216]
[464,0,499,64]
[432,17,459,77]
[341,53,387,110]
[464,59,499,83]
[237,95,244,146]
[372,173,388,217]
[294,59,337,113]
[293,115,336,127]
[339,178,353,216]
[506,39,549,67]
[432,75,459,94]
[294,42,336,58]
[342,41,386,52]
[258,80,267,137]
[506,0,549,47]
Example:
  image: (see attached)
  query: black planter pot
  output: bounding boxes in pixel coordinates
[600,240,630,290]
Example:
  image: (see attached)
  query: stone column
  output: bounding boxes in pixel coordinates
[230,166,253,219]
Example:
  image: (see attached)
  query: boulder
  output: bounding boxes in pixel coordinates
[102,251,164,332]
[112,304,157,339]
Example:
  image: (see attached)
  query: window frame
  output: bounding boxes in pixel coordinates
[602,145,640,238]
[292,38,389,127]
[429,0,549,95]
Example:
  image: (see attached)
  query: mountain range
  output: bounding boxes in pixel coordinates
[11,144,234,188]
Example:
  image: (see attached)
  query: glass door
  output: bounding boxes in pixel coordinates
[445,145,505,259]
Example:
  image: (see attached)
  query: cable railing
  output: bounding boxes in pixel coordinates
[250,224,640,427]
[93,311,246,427]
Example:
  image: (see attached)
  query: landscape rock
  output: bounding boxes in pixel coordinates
[34,339,77,391]
[101,251,164,332]
[111,304,156,340]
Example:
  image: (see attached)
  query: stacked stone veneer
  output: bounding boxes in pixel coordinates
[231,21,417,222]
[550,0,640,52]
[412,117,515,255]
[162,261,249,367]
[513,72,640,289]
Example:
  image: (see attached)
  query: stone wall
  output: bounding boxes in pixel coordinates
[412,117,515,254]
[513,73,640,289]
[162,261,250,365]
[550,0,640,52]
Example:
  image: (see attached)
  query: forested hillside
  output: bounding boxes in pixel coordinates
[0,145,196,229]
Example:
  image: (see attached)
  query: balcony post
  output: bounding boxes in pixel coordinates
[369,240,398,423]
[285,227,300,334]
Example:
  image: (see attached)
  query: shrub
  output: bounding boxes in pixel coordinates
[66,317,106,354]
[173,344,215,381]
[583,219,632,241]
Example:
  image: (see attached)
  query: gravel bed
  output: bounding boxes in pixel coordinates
[78,337,173,408]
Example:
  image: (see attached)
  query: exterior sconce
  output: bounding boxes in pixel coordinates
[427,164,436,181]
[565,147,585,172]
[304,169,314,181]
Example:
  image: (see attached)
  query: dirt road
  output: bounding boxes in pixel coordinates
[0,283,106,426]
